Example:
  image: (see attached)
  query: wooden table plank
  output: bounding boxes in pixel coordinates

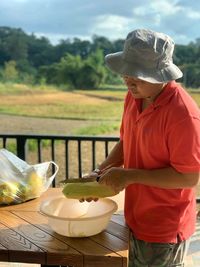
[106,221,129,242]
[90,232,128,267]
[0,211,82,267]
[0,221,44,264]
[13,211,124,267]
[90,231,128,257]
[0,242,8,262]
[83,254,123,267]
[111,214,127,227]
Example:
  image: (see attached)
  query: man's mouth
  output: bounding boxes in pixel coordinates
[129,87,138,94]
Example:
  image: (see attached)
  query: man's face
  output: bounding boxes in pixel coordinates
[122,75,164,100]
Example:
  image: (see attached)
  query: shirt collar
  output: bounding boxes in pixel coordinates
[152,81,177,108]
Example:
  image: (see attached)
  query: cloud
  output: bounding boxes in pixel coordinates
[186,9,200,19]
[0,0,199,45]
[90,15,131,39]
[150,0,183,15]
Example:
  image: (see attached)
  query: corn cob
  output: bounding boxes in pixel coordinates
[62,181,116,199]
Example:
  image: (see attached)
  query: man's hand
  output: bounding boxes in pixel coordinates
[98,167,128,192]
[79,197,99,203]
[82,169,100,180]
[79,170,101,202]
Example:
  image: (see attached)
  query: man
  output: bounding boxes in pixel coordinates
[85,29,200,266]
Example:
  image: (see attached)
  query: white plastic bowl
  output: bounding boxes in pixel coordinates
[40,196,118,237]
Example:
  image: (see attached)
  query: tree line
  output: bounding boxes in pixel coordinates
[0,26,199,89]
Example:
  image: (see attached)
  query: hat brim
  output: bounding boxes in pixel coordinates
[105,52,183,84]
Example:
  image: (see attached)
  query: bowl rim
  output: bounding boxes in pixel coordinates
[39,196,118,221]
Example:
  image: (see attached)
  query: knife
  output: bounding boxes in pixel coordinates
[59,176,100,184]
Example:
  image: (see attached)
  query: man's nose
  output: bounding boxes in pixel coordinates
[126,80,136,86]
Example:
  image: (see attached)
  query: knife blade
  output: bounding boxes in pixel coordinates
[59,176,100,184]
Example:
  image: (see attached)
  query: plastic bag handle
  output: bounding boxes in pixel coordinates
[44,161,59,189]
[48,161,59,179]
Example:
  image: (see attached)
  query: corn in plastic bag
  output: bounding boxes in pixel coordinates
[0,149,59,205]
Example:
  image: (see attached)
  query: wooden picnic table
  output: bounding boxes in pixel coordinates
[0,188,128,267]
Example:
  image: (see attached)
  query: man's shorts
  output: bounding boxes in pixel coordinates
[128,233,190,267]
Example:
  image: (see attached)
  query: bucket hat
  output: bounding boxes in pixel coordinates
[105,29,183,83]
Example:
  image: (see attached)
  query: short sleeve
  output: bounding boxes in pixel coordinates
[168,116,200,173]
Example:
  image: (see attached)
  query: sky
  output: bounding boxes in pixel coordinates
[0,0,200,45]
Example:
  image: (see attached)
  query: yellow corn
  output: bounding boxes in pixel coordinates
[62,181,116,199]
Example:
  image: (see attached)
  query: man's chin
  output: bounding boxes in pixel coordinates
[130,91,141,98]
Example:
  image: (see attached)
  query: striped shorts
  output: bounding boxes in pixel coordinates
[128,233,190,267]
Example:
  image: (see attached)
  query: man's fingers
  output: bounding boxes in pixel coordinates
[79,197,99,202]
[86,198,93,202]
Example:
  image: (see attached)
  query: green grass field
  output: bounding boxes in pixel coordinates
[0,83,126,135]
[0,83,125,119]
[0,82,199,135]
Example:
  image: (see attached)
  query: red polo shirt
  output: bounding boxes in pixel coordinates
[120,81,200,243]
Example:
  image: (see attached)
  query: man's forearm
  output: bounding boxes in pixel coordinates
[98,140,124,171]
[124,167,200,189]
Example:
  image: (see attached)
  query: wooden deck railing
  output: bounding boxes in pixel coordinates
[0,134,119,187]
[0,133,199,204]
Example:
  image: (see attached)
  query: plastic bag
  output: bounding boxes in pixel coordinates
[0,149,59,205]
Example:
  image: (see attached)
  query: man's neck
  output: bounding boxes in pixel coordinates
[142,83,167,111]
